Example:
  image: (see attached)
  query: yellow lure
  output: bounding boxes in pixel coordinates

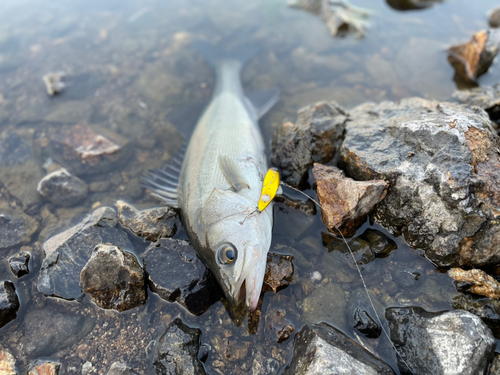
[258,168,280,212]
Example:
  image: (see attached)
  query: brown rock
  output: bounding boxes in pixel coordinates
[0,347,16,375]
[449,268,500,299]
[263,253,295,293]
[265,307,295,344]
[28,360,61,375]
[447,30,500,82]
[312,163,388,237]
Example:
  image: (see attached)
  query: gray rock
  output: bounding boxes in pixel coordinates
[9,251,30,278]
[386,306,495,375]
[106,362,137,375]
[283,322,395,374]
[0,281,19,329]
[143,239,220,316]
[116,201,178,241]
[453,84,500,125]
[37,168,88,207]
[42,71,65,96]
[37,207,134,301]
[0,133,32,167]
[250,352,280,375]
[489,353,500,375]
[339,97,500,268]
[154,318,206,375]
[0,211,38,249]
[24,307,95,357]
[489,7,500,28]
[452,293,500,336]
[28,360,61,375]
[80,243,146,312]
[271,101,348,188]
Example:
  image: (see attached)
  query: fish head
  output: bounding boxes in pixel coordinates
[202,188,273,312]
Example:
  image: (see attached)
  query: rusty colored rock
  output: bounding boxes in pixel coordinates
[312,163,388,237]
[265,307,295,344]
[0,347,16,375]
[449,268,500,299]
[263,253,294,293]
[447,29,500,82]
[28,360,61,375]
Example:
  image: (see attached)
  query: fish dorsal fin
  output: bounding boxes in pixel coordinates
[246,88,280,119]
[165,101,208,140]
[219,156,250,191]
[142,143,187,208]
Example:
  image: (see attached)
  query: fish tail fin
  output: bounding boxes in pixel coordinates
[192,40,260,69]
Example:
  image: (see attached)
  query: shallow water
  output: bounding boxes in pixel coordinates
[0,0,499,373]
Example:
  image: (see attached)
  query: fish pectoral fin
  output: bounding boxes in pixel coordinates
[219,156,250,191]
[246,88,280,119]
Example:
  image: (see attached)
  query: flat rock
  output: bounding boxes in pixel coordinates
[449,268,500,299]
[264,306,294,344]
[339,97,500,268]
[0,346,16,375]
[37,168,88,207]
[283,322,395,375]
[448,29,500,82]
[9,251,30,278]
[106,362,137,375]
[262,253,294,293]
[453,84,500,125]
[37,207,134,301]
[386,306,495,375]
[80,243,146,312]
[28,360,60,375]
[489,7,500,28]
[116,201,178,241]
[143,239,220,316]
[154,318,206,375]
[0,133,31,167]
[0,281,19,329]
[271,101,348,188]
[312,163,388,237]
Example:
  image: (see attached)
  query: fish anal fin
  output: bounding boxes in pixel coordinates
[246,88,280,119]
[219,156,250,191]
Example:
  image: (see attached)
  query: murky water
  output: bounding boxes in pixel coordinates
[0,0,499,373]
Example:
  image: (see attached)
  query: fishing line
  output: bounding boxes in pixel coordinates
[280,181,415,375]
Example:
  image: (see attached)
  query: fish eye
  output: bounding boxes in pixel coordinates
[217,242,237,265]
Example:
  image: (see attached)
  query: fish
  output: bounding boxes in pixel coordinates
[144,42,279,312]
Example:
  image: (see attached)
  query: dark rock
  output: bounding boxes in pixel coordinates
[264,306,294,344]
[452,294,500,336]
[249,352,280,375]
[489,353,500,375]
[0,133,32,167]
[339,97,500,268]
[453,84,500,125]
[322,233,375,267]
[143,239,220,316]
[386,0,442,11]
[0,211,38,249]
[262,253,294,293]
[448,29,500,82]
[0,281,19,329]
[9,251,30,278]
[37,168,88,207]
[358,228,397,258]
[283,322,395,374]
[0,347,16,374]
[106,362,137,375]
[271,101,348,188]
[80,243,146,312]
[38,207,133,301]
[346,289,382,339]
[489,7,500,28]
[24,307,95,357]
[386,306,495,375]
[312,163,388,237]
[42,71,65,96]
[116,201,178,241]
[154,318,206,375]
[28,360,61,375]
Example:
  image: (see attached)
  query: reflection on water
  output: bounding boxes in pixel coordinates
[0,0,498,373]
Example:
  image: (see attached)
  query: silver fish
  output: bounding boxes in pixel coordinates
[145,42,279,311]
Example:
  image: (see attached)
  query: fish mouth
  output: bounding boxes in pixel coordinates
[232,250,266,312]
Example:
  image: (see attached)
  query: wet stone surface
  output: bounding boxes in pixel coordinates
[9,251,30,278]
[346,289,382,339]
[0,133,32,167]
[452,294,500,336]
[28,360,61,375]
[80,243,146,312]
[263,253,295,293]
[454,84,500,125]
[0,346,16,374]
[448,268,500,299]
[0,281,19,330]
[386,306,495,375]
[105,362,137,375]
[37,168,88,207]
[386,0,443,11]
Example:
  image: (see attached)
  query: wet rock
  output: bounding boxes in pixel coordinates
[0,281,19,329]
[106,362,137,375]
[301,281,347,328]
[339,97,500,268]
[265,307,294,344]
[346,289,382,339]
[24,307,95,357]
[452,294,500,336]
[448,29,500,82]
[0,133,32,167]
[9,251,30,278]
[271,101,348,188]
[34,124,132,175]
[313,163,388,237]
[386,0,442,11]
[42,71,65,96]
[0,347,16,375]
[386,306,495,375]
[28,360,60,375]
[154,318,206,375]
[44,101,92,124]
[0,211,38,250]
[489,353,500,375]
[453,84,500,125]
[37,168,88,207]
[262,253,294,293]
[38,207,133,301]
[322,233,375,267]
[489,7,500,28]
[116,201,178,241]
[143,239,220,315]
[358,228,397,258]
[449,268,500,299]
[80,243,146,312]
[250,352,280,375]
[283,322,394,374]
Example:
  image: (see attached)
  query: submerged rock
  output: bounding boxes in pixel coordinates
[264,307,294,344]
[37,168,88,207]
[313,163,388,237]
[271,101,348,188]
[143,239,220,316]
[80,244,146,312]
[42,71,65,96]
[358,228,397,258]
[0,281,19,329]
[489,7,500,28]
[154,318,206,375]
[453,84,500,125]
[0,347,16,375]
[386,0,442,11]
[9,251,30,278]
[283,322,394,374]
[263,253,294,293]
[116,201,178,241]
[38,207,133,301]
[106,362,137,375]
[449,268,500,299]
[0,133,32,167]
[339,97,500,268]
[386,306,495,375]
[346,289,382,339]
[448,29,500,82]
[28,360,61,375]
[249,352,280,375]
